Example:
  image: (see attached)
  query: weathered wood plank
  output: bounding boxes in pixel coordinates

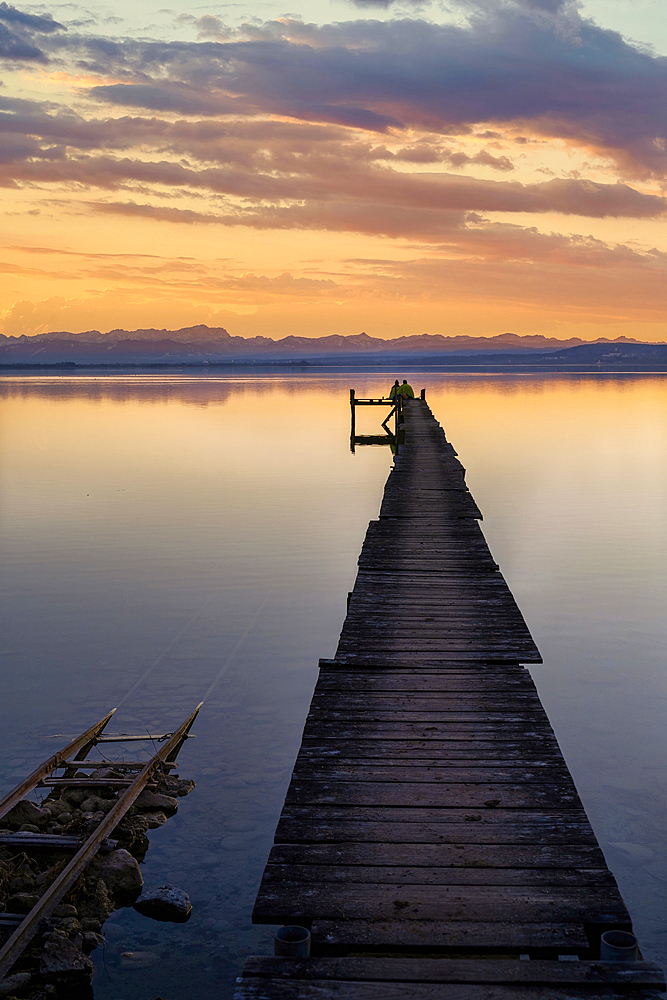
[274,809,600,845]
[258,864,616,887]
[291,765,574,786]
[301,721,557,739]
[311,918,590,950]
[241,958,665,988]
[296,744,567,762]
[285,780,579,808]
[252,883,630,924]
[235,979,665,999]
[265,843,608,869]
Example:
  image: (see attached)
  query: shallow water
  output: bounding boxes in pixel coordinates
[0,370,665,996]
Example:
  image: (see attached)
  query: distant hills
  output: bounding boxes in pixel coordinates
[0,325,665,367]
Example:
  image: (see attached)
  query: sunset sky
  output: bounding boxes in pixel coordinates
[1,0,667,341]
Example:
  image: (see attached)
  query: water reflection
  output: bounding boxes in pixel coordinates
[0,371,665,996]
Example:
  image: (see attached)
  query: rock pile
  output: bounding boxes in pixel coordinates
[0,771,195,999]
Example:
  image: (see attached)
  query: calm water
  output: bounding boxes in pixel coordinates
[1,371,666,997]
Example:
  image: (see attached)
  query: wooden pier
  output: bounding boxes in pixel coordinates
[236,399,664,999]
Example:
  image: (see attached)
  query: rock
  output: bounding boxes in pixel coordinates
[43,799,71,818]
[82,930,104,954]
[94,768,122,784]
[71,876,114,921]
[39,936,94,983]
[80,917,101,932]
[7,892,40,913]
[3,800,50,829]
[81,795,113,814]
[100,921,124,941]
[143,811,167,830]
[88,849,143,904]
[115,815,150,859]
[159,777,195,797]
[61,788,86,806]
[57,917,82,933]
[0,972,33,995]
[118,813,149,836]
[53,903,78,918]
[18,822,41,833]
[134,790,178,817]
[133,884,192,923]
[119,951,159,968]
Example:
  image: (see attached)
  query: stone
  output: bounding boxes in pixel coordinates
[88,849,143,904]
[80,918,101,932]
[100,921,124,941]
[3,800,50,829]
[119,951,159,968]
[82,931,104,954]
[143,811,167,830]
[71,876,114,921]
[43,799,71,818]
[81,796,112,814]
[134,790,178,817]
[95,768,122,781]
[160,777,195,797]
[18,823,40,833]
[0,972,33,995]
[39,936,94,983]
[133,884,192,923]
[61,788,86,806]
[7,893,40,913]
[53,903,78,918]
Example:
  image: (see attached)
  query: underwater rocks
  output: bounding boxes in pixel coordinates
[133,884,192,923]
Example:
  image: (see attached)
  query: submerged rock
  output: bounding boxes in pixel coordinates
[120,950,159,968]
[133,884,192,923]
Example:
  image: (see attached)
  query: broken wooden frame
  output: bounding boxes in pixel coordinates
[349,389,424,454]
[0,702,202,980]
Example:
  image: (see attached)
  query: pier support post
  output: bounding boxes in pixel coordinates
[350,389,356,451]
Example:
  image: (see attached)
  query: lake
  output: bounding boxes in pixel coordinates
[1,370,665,997]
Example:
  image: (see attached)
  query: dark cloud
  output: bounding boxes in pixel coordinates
[0,3,62,32]
[89,83,243,117]
[0,1,63,61]
[39,4,665,176]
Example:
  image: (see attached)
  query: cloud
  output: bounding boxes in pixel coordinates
[0,1,63,61]
[36,4,664,177]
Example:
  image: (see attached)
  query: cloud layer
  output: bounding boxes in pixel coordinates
[1,0,667,338]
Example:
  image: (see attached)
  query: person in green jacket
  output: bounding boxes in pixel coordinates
[399,379,415,398]
[389,380,401,400]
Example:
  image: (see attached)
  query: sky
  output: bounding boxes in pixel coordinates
[1,0,667,341]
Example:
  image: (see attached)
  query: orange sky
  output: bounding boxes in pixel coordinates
[1,0,667,341]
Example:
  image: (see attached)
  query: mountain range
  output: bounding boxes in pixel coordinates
[0,326,657,364]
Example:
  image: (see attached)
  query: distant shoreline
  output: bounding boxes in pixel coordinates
[2,360,667,374]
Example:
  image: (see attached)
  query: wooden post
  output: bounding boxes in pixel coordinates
[420,388,426,400]
[350,389,356,451]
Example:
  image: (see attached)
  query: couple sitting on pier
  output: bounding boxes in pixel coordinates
[389,379,414,401]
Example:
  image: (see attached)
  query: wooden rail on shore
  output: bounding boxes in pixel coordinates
[236,398,664,999]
